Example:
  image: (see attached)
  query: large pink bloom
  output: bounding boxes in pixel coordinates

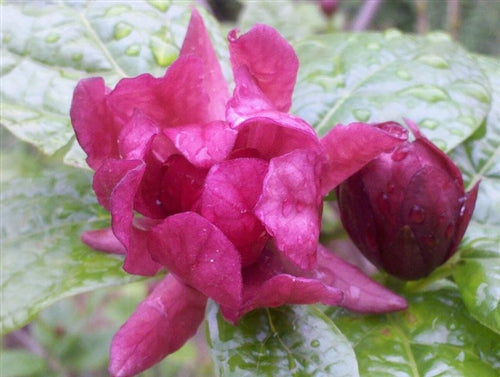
[71,10,407,377]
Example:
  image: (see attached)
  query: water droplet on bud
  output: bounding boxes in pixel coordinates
[392,147,409,161]
[409,205,425,223]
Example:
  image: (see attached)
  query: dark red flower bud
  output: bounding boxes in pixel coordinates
[320,0,339,18]
[336,120,479,280]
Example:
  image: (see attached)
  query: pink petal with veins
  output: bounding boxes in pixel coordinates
[109,274,206,377]
[201,158,270,267]
[320,122,408,195]
[255,149,323,270]
[228,24,298,112]
[70,77,119,170]
[149,212,242,308]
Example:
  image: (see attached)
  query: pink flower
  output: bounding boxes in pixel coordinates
[71,10,408,377]
[337,119,480,280]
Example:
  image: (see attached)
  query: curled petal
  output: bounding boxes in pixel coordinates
[93,159,161,276]
[118,110,159,160]
[108,55,211,127]
[229,24,298,112]
[233,113,321,160]
[109,274,207,377]
[81,228,126,255]
[180,9,229,120]
[255,150,323,270]
[163,121,237,168]
[149,212,242,308]
[320,122,408,195]
[70,77,119,169]
[201,158,270,267]
[221,248,343,324]
[316,245,408,312]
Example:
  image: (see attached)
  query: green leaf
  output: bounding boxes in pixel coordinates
[329,285,500,377]
[450,55,500,334]
[206,302,359,377]
[292,31,491,152]
[0,164,139,335]
[0,1,228,158]
[0,349,47,377]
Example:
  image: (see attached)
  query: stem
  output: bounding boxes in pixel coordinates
[415,0,429,34]
[350,0,384,31]
[446,0,461,40]
[10,328,70,377]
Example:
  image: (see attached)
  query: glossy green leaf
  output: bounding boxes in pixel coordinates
[0,165,139,335]
[292,32,491,152]
[450,56,500,334]
[0,0,227,158]
[329,285,500,377]
[206,303,359,377]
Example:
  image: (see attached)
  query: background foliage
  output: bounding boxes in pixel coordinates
[1,1,499,376]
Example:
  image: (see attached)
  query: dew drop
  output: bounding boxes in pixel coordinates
[45,33,60,43]
[461,83,491,103]
[310,339,321,348]
[114,22,133,40]
[125,44,141,56]
[417,54,450,69]
[353,108,371,122]
[147,0,171,12]
[409,205,425,223]
[391,146,409,161]
[151,37,178,67]
[400,84,449,103]
[105,4,131,16]
[396,70,411,80]
[420,119,439,130]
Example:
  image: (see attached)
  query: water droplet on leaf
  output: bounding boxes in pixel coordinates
[420,119,439,130]
[409,205,425,223]
[396,70,411,80]
[114,22,133,40]
[45,33,60,43]
[417,54,450,69]
[400,85,449,102]
[310,339,321,348]
[125,44,141,56]
[353,109,371,121]
[151,37,178,67]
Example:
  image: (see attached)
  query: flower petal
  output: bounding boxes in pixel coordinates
[316,245,408,312]
[108,55,211,127]
[163,121,237,168]
[81,228,126,255]
[94,159,161,276]
[149,212,242,308]
[320,122,408,195]
[180,9,229,120]
[201,158,270,267]
[228,24,298,112]
[118,110,159,160]
[233,113,321,160]
[255,149,323,270]
[109,274,207,377]
[70,77,119,169]
[221,248,343,324]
